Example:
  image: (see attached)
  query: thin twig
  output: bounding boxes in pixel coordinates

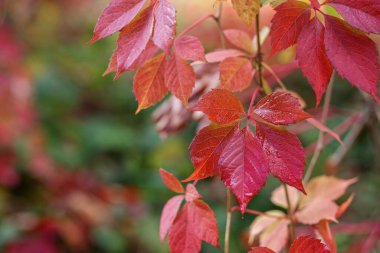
[213,2,226,48]
[262,62,287,90]
[255,13,263,89]
[303,72,335,183]
[224,190,233,253]
[230,206,286,219]
[177,14,214,38]
[284,184,296,242]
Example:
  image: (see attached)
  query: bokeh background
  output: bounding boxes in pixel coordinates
[0,0,379,252]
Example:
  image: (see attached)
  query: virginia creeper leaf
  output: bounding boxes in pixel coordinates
[324,15,380,102]
[231,0,260,25]
[256,123,306,193]
[252,92,310,125]
[165,53,196,105]
[160,195,184,241]
[219,127,269,213]
[205,49,247,63]
[133,54,167,113]
[259,218,290,252]
[329,0,380,34]
[168,200,220,253]
[185,184,202,202]
[220,57,254,92]
[159,168,185,193]
[185,124,236,181]
[296,18,333,105]
[88,0,146,43]
[248,247,275,253]
[289,235,330,253]
[152,0,176,52]
[116,5,154,74]
[193,89,245,125]
[175,36,206,62]
[295,198,338,224]
[270,0,311,55]
[224,29,254,53]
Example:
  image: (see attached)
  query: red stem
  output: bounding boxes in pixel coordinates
[247,87,261,117]
[230,206,286,219]
[177,14,215,38]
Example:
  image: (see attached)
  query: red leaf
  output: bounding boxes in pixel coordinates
[174,36,206,62]
[160,195,184,241]
[289,235,330,253]
[88,0,146,44]
[248,247,275,253]
[152,0,176,52]
[159,168,185,193]
[168,200,220,253]
[220,57,254,92]
[185,184,202,202]
[165,53,196,105]
[296,18,333,105]
[205,49,247,63]
[184,124,236,182]
[270,0,311,55]
[324,15,380,102]
[252,92,310,125]
[133,54,167,113]
[193,89,245,125]
[219,127,269,212]
[115,6,154,75]
[224,29,253,53]
[329,0,380,34]
[256,124,306,193]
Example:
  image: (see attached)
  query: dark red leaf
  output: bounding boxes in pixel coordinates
[160,195,184,241]
[184,124,236,182]
[193,89,245,125]
[329,0,380,34]
[296,18,333,105]
[256,123,306,193]
[88,0,146,43]
[220,57,254,92]
[289,235,330,253]
[165,53,196,105]
[175,36,206,62]
[253,92,310,125]
[159,168,185,193]
[270,0,311,55]
[324,15,380,102]
[219,127,269,213]
[152,0,176,52]
[248,247,275,253]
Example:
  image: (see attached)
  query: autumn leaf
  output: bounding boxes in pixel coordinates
[133,54,167,113]
[152,0,176,52]
[165,53,196,105]
[248,247,275,253]
[184,124,236,181]
[159,168,185,193]
[219,127,269,212]
[289,235,330,253]
[88,0,146,44]
[175,36,206,62]
[220,57,254,92]
[252,92,311,125]
[160,195,184,241]
[193,89,245,125]
[270,0,310,55]
[324,15,380,102]
[224,29,254,53]
[231,0,261,25]
[296,18,333,105]
[185,184,202,202]
[205,49,247,63]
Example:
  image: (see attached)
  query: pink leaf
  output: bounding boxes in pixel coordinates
[152,0,176,52]
[160,195,184,241]
[296,198,339,224]
[175,36,206,62]
[220,57,254,92]
[205,49,247,63]
[185,184,202,202]
[224,29,254,53]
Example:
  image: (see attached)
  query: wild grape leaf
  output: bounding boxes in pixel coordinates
[252,92,310,125]
[205,49,247,63]
[220,57,254,92]
[329,0,380,34]
[159,168,185,193]
[133,54,167,113]
[168,200,220,253]
[185,184,202,202]
[193,89,245,125]
[219,127,269,212]
[165,53,196,105]
[224,29,254,53]
[248,247,275,253]
[324,15,380,102]
[256,123,306,193]
[184,124,236,181]
[115,5,155,75]
[160,195,184,241]
[270,0,311,55]
[296,18,333,105]
[289,235,330,253]
[231,0,260,25]
[88,0,146,43]
[152,0,176,52]
[174,36,206,62]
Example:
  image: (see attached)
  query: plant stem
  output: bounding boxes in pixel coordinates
[230,206,286,219]
[255,13,263,89]
[284,184,296,242]
[213,2,226,48]
[224,189,233,253]
[177,14,214,38]
[303,72,335,183]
